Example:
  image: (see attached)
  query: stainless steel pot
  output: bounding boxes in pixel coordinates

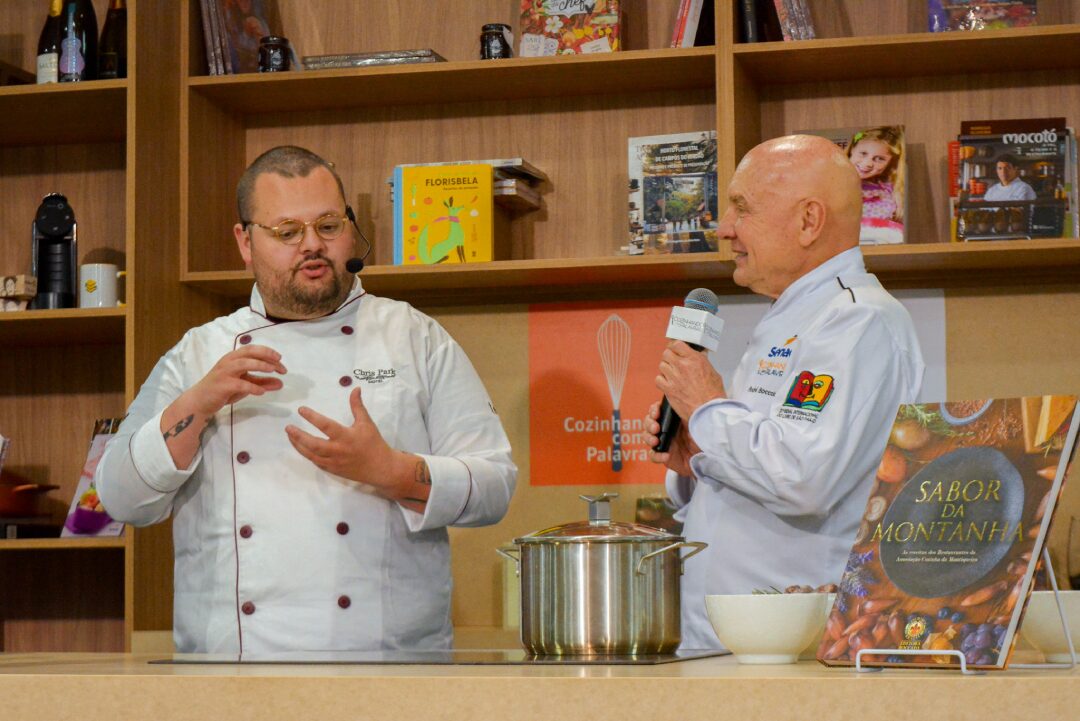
[498,493,705,655]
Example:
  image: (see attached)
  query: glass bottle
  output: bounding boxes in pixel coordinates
[36,0,64,84]
[98,0,126,80]
[58,0,98,82]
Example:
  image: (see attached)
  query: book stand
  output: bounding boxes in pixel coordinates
[853,548,1076,675]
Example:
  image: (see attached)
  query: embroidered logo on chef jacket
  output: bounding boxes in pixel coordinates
[353,368,398,384]
[755,336,798,377]
[776,371,835,423]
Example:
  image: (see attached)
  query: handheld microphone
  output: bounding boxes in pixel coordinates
[344,205,372,274]
[655,288,723,454]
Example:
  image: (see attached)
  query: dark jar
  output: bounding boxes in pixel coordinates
[480,23,513,60]
[258,35,291,72]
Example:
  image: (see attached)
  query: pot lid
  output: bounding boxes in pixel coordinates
[514,493,680,543]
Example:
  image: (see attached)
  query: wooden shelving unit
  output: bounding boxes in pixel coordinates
[0,536,127,551]
[0,79,126,146]
[0,307,126,347]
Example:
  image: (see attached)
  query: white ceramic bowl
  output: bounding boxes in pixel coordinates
[705,593,829,664]
[1020,590,1080,663]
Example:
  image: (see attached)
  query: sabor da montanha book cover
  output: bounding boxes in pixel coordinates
[818,396,1079,669]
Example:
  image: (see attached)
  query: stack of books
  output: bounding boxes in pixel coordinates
[197,0,273,74]
[738,0,816,43]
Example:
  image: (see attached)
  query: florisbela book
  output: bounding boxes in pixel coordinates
[802,125,907,245]
[393,164,495,265]
[953,117,1075,242]
[627,131,718,255]
[819,396,1080,670]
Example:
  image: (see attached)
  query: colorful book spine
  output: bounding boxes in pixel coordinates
[394,164,495,265]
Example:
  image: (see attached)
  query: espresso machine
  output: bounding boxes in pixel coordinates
[29,193,78,310]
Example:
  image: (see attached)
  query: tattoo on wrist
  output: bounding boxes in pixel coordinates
[414,459,431,486]
[163,414,195,441]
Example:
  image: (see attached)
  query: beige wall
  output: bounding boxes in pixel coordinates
[431,284,1080,628]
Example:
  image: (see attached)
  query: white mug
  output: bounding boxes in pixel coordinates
[79,264,125,308]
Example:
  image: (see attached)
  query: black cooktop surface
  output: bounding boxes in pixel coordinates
[152,648,727,665]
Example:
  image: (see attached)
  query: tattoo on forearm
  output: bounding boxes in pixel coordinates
[414,459,431,485]
[162,414,195,441]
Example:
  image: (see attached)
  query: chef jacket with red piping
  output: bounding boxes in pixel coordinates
[96,279,517,654]
[666,248,925,650]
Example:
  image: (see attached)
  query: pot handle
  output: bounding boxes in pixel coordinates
[496,546,521,576]
[635,541,707,575]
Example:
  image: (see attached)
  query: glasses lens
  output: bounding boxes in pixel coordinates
[275,220,304,244]
[316,215,346,239]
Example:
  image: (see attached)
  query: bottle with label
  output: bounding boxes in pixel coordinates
[36,0,64,84]
[97,0,126,79]
[58,0,98,82]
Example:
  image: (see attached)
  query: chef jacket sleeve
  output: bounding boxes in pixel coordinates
[95,339,202,526]
[685,302,922,519]
[397,327,516,532]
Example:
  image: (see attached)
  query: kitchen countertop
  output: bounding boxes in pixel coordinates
[1,651,1077,721]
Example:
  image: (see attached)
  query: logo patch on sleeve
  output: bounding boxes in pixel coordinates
[778,371,835,422]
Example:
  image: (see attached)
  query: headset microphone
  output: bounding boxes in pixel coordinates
[344,205,372,274]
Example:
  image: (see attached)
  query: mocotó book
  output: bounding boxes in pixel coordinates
[393,164,495,265]
[818,396,1080,670]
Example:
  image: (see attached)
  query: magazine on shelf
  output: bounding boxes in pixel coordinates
[519,0,621,56]
[61,418,125,538]
[819,396,1080,670]
[217,0,273,73]
[928,1,1038,32]
[627,130,719,255]
[952,117,1075,242]
[392,164,496,265]
[802,125,907,245]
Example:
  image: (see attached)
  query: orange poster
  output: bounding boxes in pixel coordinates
[529,299,675,485]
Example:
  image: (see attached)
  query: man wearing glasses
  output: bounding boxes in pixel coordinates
[96,146,517,654]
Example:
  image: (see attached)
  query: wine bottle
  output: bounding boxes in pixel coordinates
[98,0,126,80]
[58,0,98,82]
[36,0,64,84]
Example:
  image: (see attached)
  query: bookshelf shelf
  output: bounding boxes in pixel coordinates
[0,307,127,348]
[733,24,1080,85]
[187,47,717,113]
[0,80,127,146]
[0,537,128,552]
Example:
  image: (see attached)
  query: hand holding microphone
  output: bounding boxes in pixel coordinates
[653,288,724,454]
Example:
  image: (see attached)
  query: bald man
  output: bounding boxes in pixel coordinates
[646,136,925,650]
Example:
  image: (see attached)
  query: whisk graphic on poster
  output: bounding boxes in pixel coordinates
[597,314,631,472]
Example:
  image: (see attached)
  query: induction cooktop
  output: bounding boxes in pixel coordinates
[151,648,727,665]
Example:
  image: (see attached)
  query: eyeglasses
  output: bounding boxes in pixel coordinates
[244,213,350,245]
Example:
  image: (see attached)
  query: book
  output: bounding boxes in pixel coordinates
[928,1,1038,32]
[803,125,907,245]
[392,164,496,265]
[219,0,273,74]
[302,49,446,70]
[756,0,786,41]
[818,396,1080,670]
[519,0,621,57]
[61,418,125,538]
[788,0,816,39]
[627,131,719,255]
[197,0,220,75]
[953,117,1074,242]
[772,0,795,40]
[671,0,714,48]
[390,158,548,186]
[670,0,691,47]
[494,178,543,212]
[738,0,759,43]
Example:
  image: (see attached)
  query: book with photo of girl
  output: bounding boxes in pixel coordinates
[803,126,907,245]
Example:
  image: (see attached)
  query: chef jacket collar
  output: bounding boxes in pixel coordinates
[248,276,365,322]
[766,246,866,318]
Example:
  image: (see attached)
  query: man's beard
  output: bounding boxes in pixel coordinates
[253,252,351,318]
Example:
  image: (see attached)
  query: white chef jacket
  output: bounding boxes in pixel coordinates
[668,248,924,649]
[96,279,516,654]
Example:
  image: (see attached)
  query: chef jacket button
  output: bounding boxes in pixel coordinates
[239,524,253,539]
[241,601,256,615]
[237,451,251,464]
[341,326,354,335]
[239,334,252,345]
[336,522,349,535]
[339,376,352,387]
[338,595,351,609]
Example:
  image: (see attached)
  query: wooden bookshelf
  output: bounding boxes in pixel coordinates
[0,80,126,146]
[0,307,127,347]
[0,536,127,551]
